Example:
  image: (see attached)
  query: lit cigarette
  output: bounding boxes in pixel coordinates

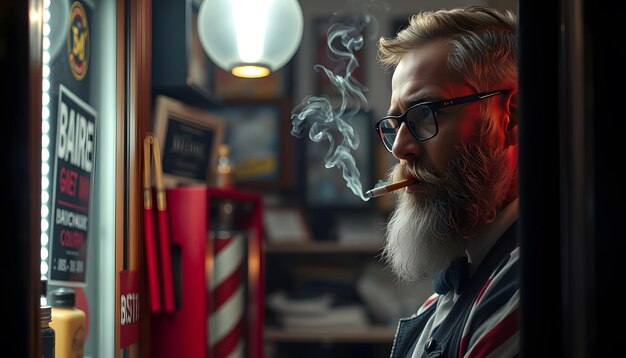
[365,178,416,198]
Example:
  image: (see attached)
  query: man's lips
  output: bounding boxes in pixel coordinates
[405,176,429,193]
[407,181,429,193]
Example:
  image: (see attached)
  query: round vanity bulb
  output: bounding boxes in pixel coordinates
[197,0,304,78]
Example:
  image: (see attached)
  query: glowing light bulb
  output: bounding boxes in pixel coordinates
[197,0,303,78]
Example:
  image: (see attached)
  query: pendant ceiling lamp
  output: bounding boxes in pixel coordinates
[197,0,304,79]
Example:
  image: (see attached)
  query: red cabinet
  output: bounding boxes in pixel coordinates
[151,186,264,358]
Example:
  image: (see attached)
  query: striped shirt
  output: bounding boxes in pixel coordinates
[410,246,519,357]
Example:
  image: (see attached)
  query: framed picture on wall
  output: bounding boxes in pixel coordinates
[153,95,225,187]
[305,110,374,209]
[209,100,293,190]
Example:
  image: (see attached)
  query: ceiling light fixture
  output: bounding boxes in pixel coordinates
[197,0,304,79]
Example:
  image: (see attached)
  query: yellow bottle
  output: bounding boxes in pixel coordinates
[49,288,86,358]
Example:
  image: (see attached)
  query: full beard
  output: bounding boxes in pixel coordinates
[381,141,513,283]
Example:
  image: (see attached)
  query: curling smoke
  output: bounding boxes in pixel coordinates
[291,2,387,201]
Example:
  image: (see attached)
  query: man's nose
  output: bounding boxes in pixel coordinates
[392,123,422,161]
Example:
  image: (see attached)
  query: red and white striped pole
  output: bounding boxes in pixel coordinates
[208,230,246,358]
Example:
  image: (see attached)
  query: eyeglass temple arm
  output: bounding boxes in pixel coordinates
[478,89,508,99]
[440,89,509,108]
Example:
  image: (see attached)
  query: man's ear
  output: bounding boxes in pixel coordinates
[504,90,518,146]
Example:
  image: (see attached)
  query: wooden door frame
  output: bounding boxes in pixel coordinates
[116,0,151,355]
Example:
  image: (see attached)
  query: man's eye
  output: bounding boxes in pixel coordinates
[408,106,431,120]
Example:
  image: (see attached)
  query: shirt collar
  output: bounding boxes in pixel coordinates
[465,197,519,276]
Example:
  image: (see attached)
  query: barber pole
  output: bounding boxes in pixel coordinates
[208,230,246,358]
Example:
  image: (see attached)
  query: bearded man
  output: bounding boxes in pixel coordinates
[374,6,520,357]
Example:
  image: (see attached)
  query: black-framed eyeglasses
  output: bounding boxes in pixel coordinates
[374,89,509,152]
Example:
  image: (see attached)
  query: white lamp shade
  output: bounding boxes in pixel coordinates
[197,0,303,78]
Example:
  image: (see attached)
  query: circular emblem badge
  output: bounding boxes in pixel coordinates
[67,1,90,81]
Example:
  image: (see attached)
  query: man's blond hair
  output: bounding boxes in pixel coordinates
[378,6,517,93]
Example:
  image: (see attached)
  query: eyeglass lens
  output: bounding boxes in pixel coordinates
[378,105,437,150]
